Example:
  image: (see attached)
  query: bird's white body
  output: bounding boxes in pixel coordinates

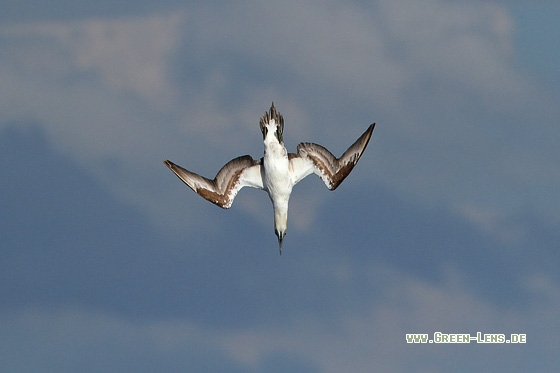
[262,118,291,249]
[164,103,375,254]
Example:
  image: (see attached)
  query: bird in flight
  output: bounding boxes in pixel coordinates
[164,103,375,254]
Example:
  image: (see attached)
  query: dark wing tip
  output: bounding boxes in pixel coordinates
[327,123,376,190]
[365,122,375,138]
[352,121,375,156]
[163,159,177,170]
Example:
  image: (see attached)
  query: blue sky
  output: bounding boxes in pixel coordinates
[1,0,559,371]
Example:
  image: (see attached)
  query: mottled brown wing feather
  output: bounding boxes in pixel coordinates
[294,123,374,190]
[164,155,262,209]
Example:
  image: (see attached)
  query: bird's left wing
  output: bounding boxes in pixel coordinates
[164,155,263,209]
[289,124,375,190]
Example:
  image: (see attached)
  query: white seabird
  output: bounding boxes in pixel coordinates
[164,103,375,254]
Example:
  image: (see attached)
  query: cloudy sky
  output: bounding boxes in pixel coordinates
[1,0,559,371]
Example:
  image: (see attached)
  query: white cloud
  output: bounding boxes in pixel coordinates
[1,13,184,110]
[3,266,553,371]
[0,13,186,168]
[454,204,527,245]
[0,0,558,236]
[0,13,192,232]
[217,266,555,372]
[2,2,558,370]
[384,1,524,120]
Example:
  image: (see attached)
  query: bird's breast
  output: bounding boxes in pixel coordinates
[263,144,292,202]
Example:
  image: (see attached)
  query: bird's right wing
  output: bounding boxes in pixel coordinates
[289,124,374,190]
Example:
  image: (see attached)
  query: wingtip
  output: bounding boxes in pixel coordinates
[359,123,375,145]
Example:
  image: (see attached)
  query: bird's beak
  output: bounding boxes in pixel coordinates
[278,235,283,255]
[275,229,285,255]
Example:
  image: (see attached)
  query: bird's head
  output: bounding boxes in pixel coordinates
[259,102,284,144]
[273,207,288,255]
[275,228,286,255]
